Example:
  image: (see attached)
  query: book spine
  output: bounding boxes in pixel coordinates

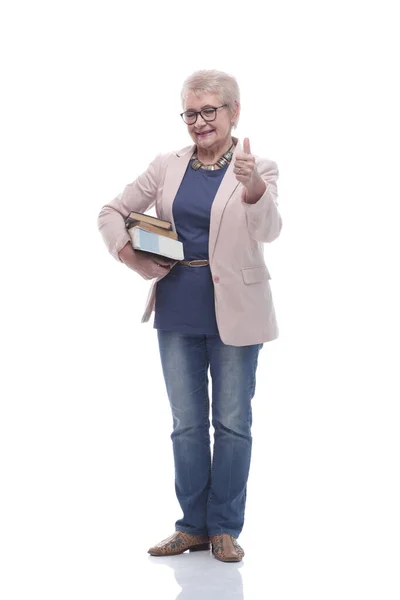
[126,214,172,230]
[126,221,178,240]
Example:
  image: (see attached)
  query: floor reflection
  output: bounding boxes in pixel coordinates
[149,551,244,600]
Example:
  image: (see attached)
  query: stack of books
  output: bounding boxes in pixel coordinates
[125,212,184,262]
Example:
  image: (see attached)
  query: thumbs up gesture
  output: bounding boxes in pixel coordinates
[234,138,266,203]
[243,137,251,155]
[234,138,258,187]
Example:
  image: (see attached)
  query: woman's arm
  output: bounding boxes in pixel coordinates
[242,159,282,243]
[97,153,167,261]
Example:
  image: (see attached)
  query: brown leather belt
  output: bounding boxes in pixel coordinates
[178,260,209,267]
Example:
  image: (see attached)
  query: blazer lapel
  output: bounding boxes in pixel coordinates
[160,146,194,230]
[209,140,241,260]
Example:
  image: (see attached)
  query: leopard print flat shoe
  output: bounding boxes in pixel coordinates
[210,534,245,562]
[148,531,210,556]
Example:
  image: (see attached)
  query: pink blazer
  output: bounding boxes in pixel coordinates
[98,138,282,346]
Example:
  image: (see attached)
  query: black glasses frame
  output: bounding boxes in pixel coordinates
[180,104,228,124]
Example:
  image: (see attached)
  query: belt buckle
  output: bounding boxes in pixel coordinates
[188,260,207,267]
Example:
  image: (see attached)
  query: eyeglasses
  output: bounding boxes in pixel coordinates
[180,104,228,125]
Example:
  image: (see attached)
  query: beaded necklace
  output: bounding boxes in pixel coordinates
[191,143,234,171]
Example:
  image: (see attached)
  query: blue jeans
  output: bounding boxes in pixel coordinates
[157,330,263,538]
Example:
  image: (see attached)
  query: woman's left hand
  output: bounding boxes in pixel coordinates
[233,138,266,203]
[233,138,260,188]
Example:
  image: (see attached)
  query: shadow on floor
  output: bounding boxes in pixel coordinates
[148,550,244,599]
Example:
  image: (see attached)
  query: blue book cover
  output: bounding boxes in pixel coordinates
[129,227,184,261]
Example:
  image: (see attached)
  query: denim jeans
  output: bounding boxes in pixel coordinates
[157,330,263,538]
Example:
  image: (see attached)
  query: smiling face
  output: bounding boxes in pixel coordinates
[183,91,238,157]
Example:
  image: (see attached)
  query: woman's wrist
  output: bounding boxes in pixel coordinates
[118,242,137,265]
[242,178,266,204]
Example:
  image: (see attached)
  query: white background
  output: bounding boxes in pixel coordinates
[1,1,399,598]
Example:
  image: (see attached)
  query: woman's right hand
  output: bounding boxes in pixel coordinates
[118,242,172,280]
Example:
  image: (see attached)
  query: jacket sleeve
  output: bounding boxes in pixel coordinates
[97,153,166,261]
[242,158,282,243]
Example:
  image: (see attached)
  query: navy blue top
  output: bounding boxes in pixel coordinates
[154,161,228,334]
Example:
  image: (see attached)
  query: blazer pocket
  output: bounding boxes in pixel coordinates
[241,266,271,284]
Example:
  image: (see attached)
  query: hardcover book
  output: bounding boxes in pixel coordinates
[125,212,172,231]
[126,220,178,240]
[129,226,184,261]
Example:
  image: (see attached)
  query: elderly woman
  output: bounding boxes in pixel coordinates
[98,70,281,562]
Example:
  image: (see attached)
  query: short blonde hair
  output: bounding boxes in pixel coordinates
[181,69,240,127]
